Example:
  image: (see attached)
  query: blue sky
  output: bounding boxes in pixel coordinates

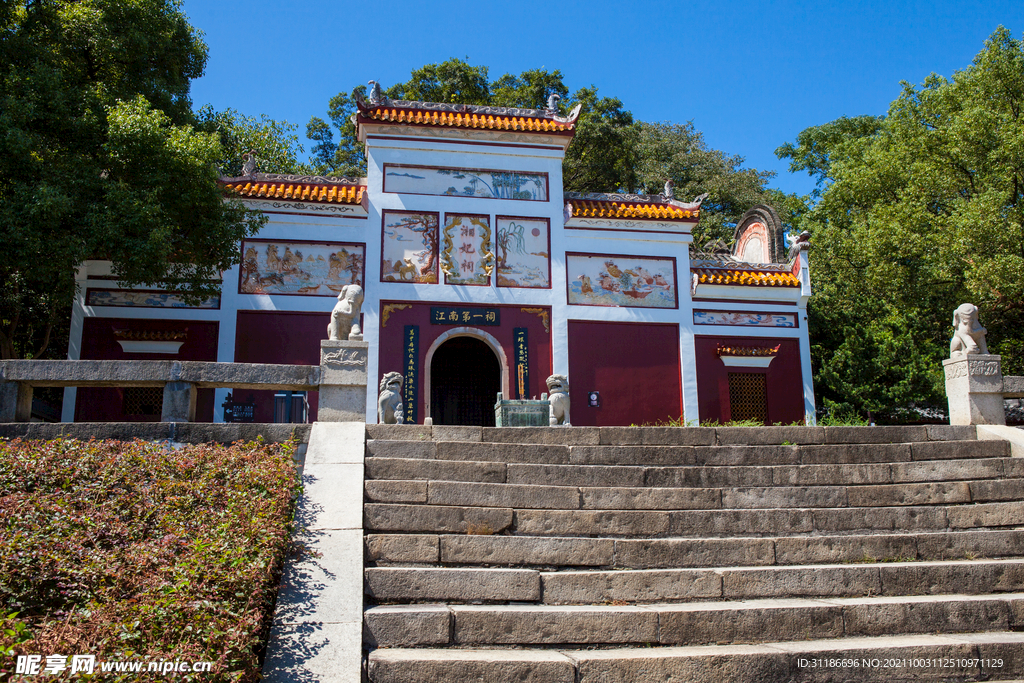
[181,0,1024,197]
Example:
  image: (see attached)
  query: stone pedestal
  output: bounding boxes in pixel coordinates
[319,340,368,422]
[0,381,33,422]
[161,381,197,423]
[944,354,1005,425]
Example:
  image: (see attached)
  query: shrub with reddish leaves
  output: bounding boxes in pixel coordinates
[0,438,300,681]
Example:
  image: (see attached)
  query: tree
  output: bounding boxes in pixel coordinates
[635,121,780,246]
[0,0,264,359]
[196,106,305,177]
[777,26,1024,419]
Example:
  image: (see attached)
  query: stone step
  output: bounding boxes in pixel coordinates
[365,529,1024,568]
[365,423,977,447]
[365,439,1007,467]
[365,478,1024,509]
[367,630,1024,683]
[364,559,1024,605]
[363,501,1024,538]
[365,456,1020,488]
[536,559,1024,605]
[364,593,1024,647]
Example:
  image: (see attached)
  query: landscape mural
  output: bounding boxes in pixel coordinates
[693,310,797,327]
[239,240,364,296]
[85,289,220,309]
[441,215,492,286]
[566,253,677,309]
[496,216,550,288]
[381,211,439,284]
[384,164,547,201]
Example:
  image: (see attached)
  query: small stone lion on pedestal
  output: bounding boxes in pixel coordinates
[327,284,364,341]
[378,372,405,424]
[950,303,989,359]
[546,374,570,426]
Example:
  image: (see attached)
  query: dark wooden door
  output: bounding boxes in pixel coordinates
[430,336,500,426]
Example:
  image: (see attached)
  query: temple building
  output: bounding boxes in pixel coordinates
[62,95,814,427]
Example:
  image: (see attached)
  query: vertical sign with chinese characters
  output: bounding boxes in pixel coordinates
[514,327,529,399]
[404,325,419,424]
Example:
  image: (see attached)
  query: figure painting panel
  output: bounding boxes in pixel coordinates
[384,164,547,201]
[496,217,550,289]
[567,253,677,309]
[442,215,492,286]
[381,211,439,284]
[239,240,364,296]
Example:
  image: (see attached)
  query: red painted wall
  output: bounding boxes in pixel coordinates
[377,302,552,423]
[694,335,804,424]
[234,310,329,423]
[567,321,682,426]
[75,318,218,422]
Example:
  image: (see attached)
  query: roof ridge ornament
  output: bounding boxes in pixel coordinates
[546,93,561,115]
[368,80,388,106]
[241,150,257,180]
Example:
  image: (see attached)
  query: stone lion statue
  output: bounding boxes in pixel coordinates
[378,372,404,424]
[327,284,364,341]
[546,374,570,426]
[950,303,989,359]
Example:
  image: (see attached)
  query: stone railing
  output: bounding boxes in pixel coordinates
[944,353,1024,425]
[0,340,367,423]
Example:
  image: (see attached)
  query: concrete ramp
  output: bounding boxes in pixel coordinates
[262,422,365,682]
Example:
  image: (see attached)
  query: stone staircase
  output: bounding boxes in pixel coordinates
[362,424,1024,682]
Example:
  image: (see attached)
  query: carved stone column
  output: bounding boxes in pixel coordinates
[944,354,1005,425]
[319,340,368,422]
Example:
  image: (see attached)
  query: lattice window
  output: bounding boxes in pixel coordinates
[123,387,162,417]
[728,373,768,423]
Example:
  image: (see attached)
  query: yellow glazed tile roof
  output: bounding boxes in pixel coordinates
[222,180,365,205]
[572,199,698,221]
[692,267,800,287]
[360,106,576,133]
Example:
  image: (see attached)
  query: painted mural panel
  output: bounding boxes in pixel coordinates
[384,164,548,201]
[566,253,677,309]
[441,214,491,285]
[85,289,221,309]
[240,240,364,296]
[496,216,550,289]
[381,211,439,284]
[693,310,797,327]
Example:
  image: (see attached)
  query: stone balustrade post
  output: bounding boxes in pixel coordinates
[318,340,368,422]
[944,354,1006,425]
[161,381,197,423]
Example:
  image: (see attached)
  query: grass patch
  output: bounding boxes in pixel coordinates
[0,438,300,681]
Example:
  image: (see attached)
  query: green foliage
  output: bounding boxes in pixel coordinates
[778,26,1024,420]
[305,88,367,178]
[0,0,264,359]
[196,106,305,177]
[0,438,300,682]
[386,58,491,105]
[635,121,780,245]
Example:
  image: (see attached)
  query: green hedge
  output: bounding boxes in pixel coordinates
[0,438,300,681]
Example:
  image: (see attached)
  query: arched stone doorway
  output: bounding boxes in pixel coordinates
[428,335,502,426]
